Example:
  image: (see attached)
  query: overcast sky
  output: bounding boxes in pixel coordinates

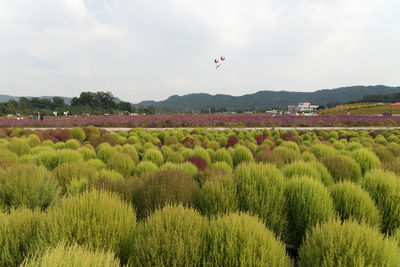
[0,0,399,103]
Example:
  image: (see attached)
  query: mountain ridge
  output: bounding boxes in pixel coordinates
[134,85,400,111]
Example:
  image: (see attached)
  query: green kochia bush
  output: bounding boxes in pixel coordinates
[210,161,233,173]
[135,160,159,176]
[107,152,135,177]
[65,139,80,150]
[46,190,136,265]
[96,143,117,163]
[308,143,337,159]
[274,146,300,164]
[234,162,287,238]
[71,127,86,142]
[21,243,120,267]
[285,176,335,246]
[77,147,96,160]
[282,161,321,181]
[143,148,164,166]
[130,205,206,266]
[232,145,254,166]
[351,148,380,175]
[321,155,362,183]
[33,149,83,170]
[196,172,238,217]
[330,182,381,227]
[214,148,233,167]
[0,148,18,167]
[52,162,97,194]
[0,208,49,267]
[205,213,292,266]
[7,139,30,156]
[362,169,400,234]
[133,169,200,219]
[0,164,61,211]
[160,162,198,179]
[298,220,400,267]
[255,149,284,168]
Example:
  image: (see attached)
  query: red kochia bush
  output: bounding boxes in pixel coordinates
[227,135,239,148]
[255,135,266,145]
[182,137,194,148]
[369,132,378,138]
[282,132,301,144]
[186,156,208,171]
[51,129,73,142]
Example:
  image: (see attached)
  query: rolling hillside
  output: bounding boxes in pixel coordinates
[135,85,400,111]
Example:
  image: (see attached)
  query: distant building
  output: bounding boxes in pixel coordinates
[288,102,319,113]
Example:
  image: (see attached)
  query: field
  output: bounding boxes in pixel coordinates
[1,126,400,266]
[319,103,400,115]
[2,113,400,127]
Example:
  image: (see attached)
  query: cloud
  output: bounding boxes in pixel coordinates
[0,0,399,102]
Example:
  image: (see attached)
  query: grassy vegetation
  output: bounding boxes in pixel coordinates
[298,220,400,266]
[318,103,400,115]
[0,126,400,264]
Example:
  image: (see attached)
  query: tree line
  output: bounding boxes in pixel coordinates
[0,92,136,116]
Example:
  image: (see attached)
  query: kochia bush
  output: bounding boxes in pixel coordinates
[71,127,86,142]
[285,176,335,246]
[232,145,254,166]
[330,182,381,227]
[351,148,380,175]
[205,213,292,266]
[234,162,287,238]
[133,169,199,219]
[0,208,49,267]
[298,220,400,267]
[21,243,120,267]
[196,172,238,217]
[0,164,60,211]
[129,205,206,266]
[362,169,400,234]
[46,190,136,265]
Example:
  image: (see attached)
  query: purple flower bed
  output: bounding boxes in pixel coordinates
[0,114,399,128]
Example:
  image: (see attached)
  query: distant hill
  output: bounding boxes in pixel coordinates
[134,85,400,111]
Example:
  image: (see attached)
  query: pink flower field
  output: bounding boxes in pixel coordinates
[0,114,399,128]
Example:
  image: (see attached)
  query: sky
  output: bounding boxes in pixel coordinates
[0,0,400,103]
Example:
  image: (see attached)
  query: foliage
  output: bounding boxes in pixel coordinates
[285,176,335,246]
[232,145,254,166]
[234,162,287,238]
[133,169,199,219]
[351,148,381,175]
[71,127,86,142]
[298,220,400,267]
[330,182,381,227]
[107,152,135,177]
[135,160,159,176]
[0,164,60,211]
[46,190,136,264]
[0,208,48,267]
[143,148,164,166]
[196,172,238,217]
[20,243,120,267]
[205,213,292,266]
[362,169,400,234]
[52,162,97,194]
[129,205,206,266]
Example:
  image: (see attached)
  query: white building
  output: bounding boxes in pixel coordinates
[288,102,319,113]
